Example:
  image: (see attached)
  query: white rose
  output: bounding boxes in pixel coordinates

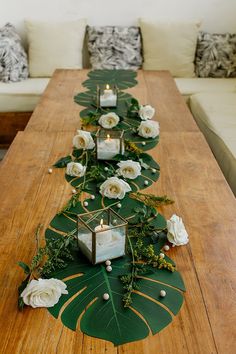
[73,130,95,150]
[66,162,86,177]
[167,214,189,246]
[117,160,142,180]
[100,177,131,199]
[98,112,120,129]
[139,105,155,120]
[21,278,68,308]
[138,120,160,139]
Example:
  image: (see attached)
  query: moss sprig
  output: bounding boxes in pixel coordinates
[131,191,174,209]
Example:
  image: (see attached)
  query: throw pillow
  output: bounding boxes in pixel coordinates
[195,31,236,78]
[0,23,29,83]
[87,26,142,70]
[25,19,87,77]
[139,19,200,77]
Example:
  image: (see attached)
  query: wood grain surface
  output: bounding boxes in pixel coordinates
[0,70,235,354]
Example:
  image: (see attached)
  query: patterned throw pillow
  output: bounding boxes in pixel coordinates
[0,23,29,82]
[87,26,142,70]
[195,31,236,78]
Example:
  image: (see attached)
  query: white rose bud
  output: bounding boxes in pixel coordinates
[100,177,131,199]
[21,278,68,308]
[138,120,160,139]
[139,104,155,120]
[117,160,142,180]
[73,130,95,150]
[98,112,120,129]
[167,214,189,246]
[66,162,86,177]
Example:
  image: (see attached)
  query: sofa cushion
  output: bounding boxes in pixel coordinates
[139,19,199,77]
[190,92,236,195]
[175,78,236,101]
[87,26,142,70]
[0,23,29,83]
[195,31,236,78]
[25,19,87,77]
[0,78,49,111]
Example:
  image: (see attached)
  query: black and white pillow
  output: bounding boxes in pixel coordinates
[195,31,236,78]
[87,26,142,70]
[0,23,29,83]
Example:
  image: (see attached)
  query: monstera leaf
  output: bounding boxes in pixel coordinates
[82,69,138,90]
[46,235,185,346]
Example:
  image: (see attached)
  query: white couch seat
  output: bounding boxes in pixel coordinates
[175,78,236,101]
[190,92,236,195]
[0,78,49,112]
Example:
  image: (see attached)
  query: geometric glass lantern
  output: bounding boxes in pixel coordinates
[95,128,125,160]
[97,84,118,108]
[77,207,127,264]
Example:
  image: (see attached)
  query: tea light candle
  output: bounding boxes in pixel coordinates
[94,219,112,244]
[97,134,120,160]
[100,84,117,107]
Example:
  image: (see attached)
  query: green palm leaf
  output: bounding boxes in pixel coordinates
[83,69,138,90]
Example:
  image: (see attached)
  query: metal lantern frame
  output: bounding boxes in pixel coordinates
[95,128,125,161]
[97,84,118,108]
[77,207,128,265]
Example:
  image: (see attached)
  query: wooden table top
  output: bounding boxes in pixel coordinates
[0,70,235,354]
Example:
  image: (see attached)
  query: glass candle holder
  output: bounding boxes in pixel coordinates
[97,84,118,108]
[77,208,127,264]
[96,128,125,160]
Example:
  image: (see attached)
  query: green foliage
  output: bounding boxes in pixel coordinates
[82,69,138,90]
[126,97,140,118]
[47,250,185,346]
[54,155,72,168]
[17,225,77,309]
[131,192,174,208]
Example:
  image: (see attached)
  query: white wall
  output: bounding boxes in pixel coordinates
[0,0,236,40]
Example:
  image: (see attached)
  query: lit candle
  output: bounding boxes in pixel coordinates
[97,134,120,160]
[103,84,113,98]
[94,219,112,244]
[100,84,117,107]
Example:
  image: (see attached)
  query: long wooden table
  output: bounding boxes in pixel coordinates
[0,70,235,354]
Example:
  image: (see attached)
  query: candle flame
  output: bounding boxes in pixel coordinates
[105,84,110,90]
[100,218,104,228]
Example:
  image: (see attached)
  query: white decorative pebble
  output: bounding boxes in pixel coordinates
[84,201,88,207]
[151,168,156,174]
[142,142,146,146]
[104,167,109,172]
[160,290,166,298]
[106,265,112,272]
[72,189,77,194]
[90,195,95,200]
[163,245,170,251]
[103,293,110,300]
[117,203,122,208]
[105,260,111,266]
[144,180,149,186]
[159,253,165,259]
[48,168,53,174]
